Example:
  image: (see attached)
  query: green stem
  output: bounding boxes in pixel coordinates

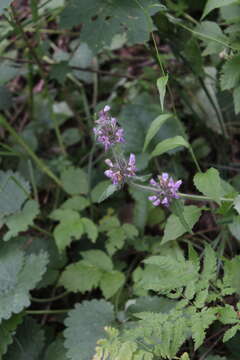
[0,115,63,188]
[31,291,69,303]
[32,224,53,237]
[131,182,234,202]
[26,309,71,315]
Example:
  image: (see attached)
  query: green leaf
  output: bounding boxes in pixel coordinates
[44,338,67,360]
[49,61,70,85]
[64,300,114,360]
[98,184,118,203]
[60,0,159,53]
[61,196,90,211]
[162,206,202,244]
[151,135,189,158]
[223,324,240,343]
[143,113,173,152]
[191,307,217,350]
[221,55,240,90]
[157,75,168,112]
[0,249,48,321]
[195,22,228,56]
[61,167,88,195]
[233,195,240,214]
[0,170,30,217]
[70,43,93,83]
[51,209,84,252]
[91,181,111,203]
[0,313,23,357]
[81,250,113,272]
[5,317,45,360]
[194,167,222,204]
[233,86,240,115]
[229,216,240,241]
[59,261,102,293]
[0,86,12,110]
[129,185,149,231]
[201,0,237,19]
[4,200,39,241]
[81,217,98,242]
[100,271,125,299]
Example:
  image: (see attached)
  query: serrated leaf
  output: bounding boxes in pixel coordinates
[0,170,30,217]
[64,300,114,360]
[0,313,23,357]
[162,206,202,244]
[191,308,217,350]
[223,324,240,343]
[221,55,240,90]
[201,0,237,19]
[194,167,222,204]
[0,250,48,321]
[61,167,88,195]
[59,261,102,293]
[157,75,168,111]
[81,250,113,272]
[4,200,39,241]
[61,196,90,211]
[218,304,238,324]
[51,209,84,252]
[100,271,125,299]
[98,184,118,203]
[81,217,98,242]
[143,113,173,152]
[5,317,45,360]
[151,135,190,158]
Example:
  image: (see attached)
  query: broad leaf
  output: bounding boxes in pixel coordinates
[162,206,202,244]
[98,184,118,203]
[0,314,23,357]
[81,217,98,242]
[64,300,114,360]
[44,338,67,360]
[143,113,173,152]
[151,136,189,158]
[221,55,240,90]
[194,167,222,204]
[201,0,237,19]
[100,271,125,299]
[61,167,88,195]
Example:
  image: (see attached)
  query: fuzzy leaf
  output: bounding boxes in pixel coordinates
[151,135,189,158]
[64,300,114,360]
[162,206,202,244]
[194,167,222,204]
[143,113,173,152]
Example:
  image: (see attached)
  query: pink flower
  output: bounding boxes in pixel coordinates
[104,154,136,185]
[148,173,182,207]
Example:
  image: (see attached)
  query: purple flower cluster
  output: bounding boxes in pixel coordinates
[148,173,182,207]
[104,154,136,185]
[93,105,124,151]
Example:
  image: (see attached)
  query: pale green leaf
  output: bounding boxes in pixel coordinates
[61,196,90,211]
[59,262,102,293]
[157,75,168,112]
[81,250,113,272]
[143,113,173,152]
[100,271,125,299]
[233,86,240,115]
[223,324,240,343]
[0,170,30,217]
[218,304,238,324]
[64,300,114,360]
[194,167,222,204]
[191,307,217,350]
[162,206,202,244]
[81,217,98,242]
[151,135,189,158]
[180,353,190,360]
[4,200,39,241]
[202,0,237,19]
[61,167,88,195]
